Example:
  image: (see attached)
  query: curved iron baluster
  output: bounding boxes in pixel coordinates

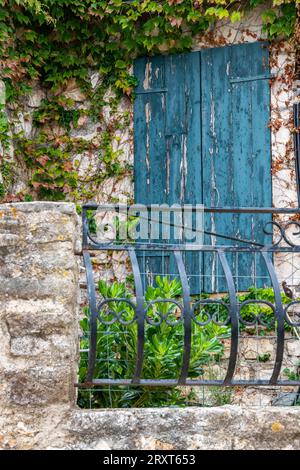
[82,207,89,249]
[83,251,98,384]
[218,250,238,386]
[128,248,145,384]
[174,251,192,385]
[261,251,285,385]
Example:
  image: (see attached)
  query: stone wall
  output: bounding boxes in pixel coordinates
[0,202,80,449]
[0,201,299,450]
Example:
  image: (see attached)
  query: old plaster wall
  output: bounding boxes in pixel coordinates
[0,201,299,450]
[0,8,297,207]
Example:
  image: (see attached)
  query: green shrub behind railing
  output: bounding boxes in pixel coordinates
[78,276,299,408]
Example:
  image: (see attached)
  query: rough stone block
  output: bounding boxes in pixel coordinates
[286,340,300,357]
[0,233,20,248]
[0,202,79,247]
[0,202,79,416]
[27,86,46,108]
[239,337,275,361]
[0,275,77,302]
[4,300,74,337]
[9,334,75,360]
[1,248,77,278]
[5,366,74,406]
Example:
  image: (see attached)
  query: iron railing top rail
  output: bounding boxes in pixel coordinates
[77,379,300,388]
[82,205,300,252]
[82,244,300,252]
[82,204,300,214]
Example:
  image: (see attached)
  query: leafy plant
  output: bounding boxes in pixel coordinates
[113,215,140,242]
[237,286,294,330]
[78,281,300,407]
[78,276,230,408]
[0,105,10,152]
[283,362,300,381]
[257,353,271,362]
[33,98,81,131]
[15,136,79,200]
[196,286,295,330]
[0,159,13,199]
[86,209,97,235]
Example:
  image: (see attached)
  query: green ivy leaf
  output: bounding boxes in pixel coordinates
[115,59,127,69]
[230,11,241,23]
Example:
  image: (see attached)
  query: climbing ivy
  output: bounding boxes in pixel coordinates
[0,159,13,199]
[0,0,298,201]
[33,97,81,132]
[0,104,10,150]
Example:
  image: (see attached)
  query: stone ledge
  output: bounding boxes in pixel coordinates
[0,202,80,250]
[0,201,77,215]
[66,406,300,450]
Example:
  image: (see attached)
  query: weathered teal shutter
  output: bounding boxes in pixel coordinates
[134,53,202,202]
[134,42,272,293]
[164,53,202,290]
[134,55,167,206]
[134,56,167,282]
[201,42,272,291]
[134,53,202,288]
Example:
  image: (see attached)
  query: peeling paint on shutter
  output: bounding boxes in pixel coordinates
[134,42,272,293]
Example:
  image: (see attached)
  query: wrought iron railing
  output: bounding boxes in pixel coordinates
[77,204,300,389]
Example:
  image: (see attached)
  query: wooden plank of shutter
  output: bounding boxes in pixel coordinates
[201,42,272,292]
[164,53,202,293]
[134,56,169,284]
[134,56,167,206]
